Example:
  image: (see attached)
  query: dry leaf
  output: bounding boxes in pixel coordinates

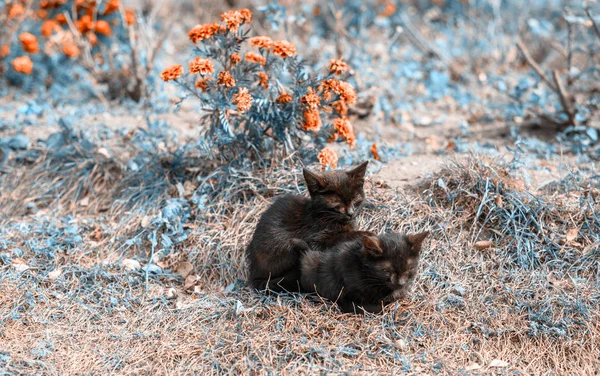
[164,287,177,299]
[465,363,481,371]
[473,240,493,250]
[79,197,89,207]
[97,147,111,159]
[184,274,198,289]
[175,261,193,278]
[446,140,456,151]
[494,195,504,208]
[12,258,29,272]
[489,359,509,368]
[566,228,579,242]
[48,268,62,281]
[122,258,141,271]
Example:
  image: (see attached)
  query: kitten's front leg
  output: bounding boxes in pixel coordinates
[290,238,311,255]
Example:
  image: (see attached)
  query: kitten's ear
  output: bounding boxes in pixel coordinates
[407,231,429,255]
[303,168,325,194]
[347,161,369,182]
[363,236,383,257]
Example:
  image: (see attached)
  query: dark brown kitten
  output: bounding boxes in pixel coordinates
[246,161,370,293]
[300,232,429,313]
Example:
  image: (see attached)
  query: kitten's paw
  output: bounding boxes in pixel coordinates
[290,238,311,254]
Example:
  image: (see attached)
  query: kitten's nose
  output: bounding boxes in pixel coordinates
[347,207,355,216]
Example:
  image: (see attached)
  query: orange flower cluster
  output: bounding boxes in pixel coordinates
[333,117,356,147]
[62,41,80,58]
[272,40,296,58]
[0,45,10,58]
[301,87,321,110]
[41,20,60,37]
[160,64,183,81]
[12,56,33,74]
[322,79,357,106]
[189,57,215,75]
[220,9,251,32]
[302,109,322,131]
[188,23,220,43]
[370,143,381,160]
[95,19,112,36]
[40,0,68,10]
[103,0,119,15]
[379,0,397,17]
[318,147,338,169]
[19,33,39,54]
[329,57,349,75]
[230,53,241,65]
[249,36,273,50]
[195,77,212,92]
[245,51,266,65]
[217,71,236,87]
[232,87,252,112]
[258,72,269,88]
[125,8,135,25]
[9,4,25,18]
[276,92,292,103]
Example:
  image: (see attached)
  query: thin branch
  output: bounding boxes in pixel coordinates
[552,70,577,127]
[585,8,600,41]
[400,12,463,81]
[516,38,558,91]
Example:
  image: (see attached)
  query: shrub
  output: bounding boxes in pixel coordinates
[0,0,166,102]
[160,8,359,163]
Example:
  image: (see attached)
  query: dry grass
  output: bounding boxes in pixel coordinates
[1,154,600,375]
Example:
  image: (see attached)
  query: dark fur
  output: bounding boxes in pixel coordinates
[246,162,370,293]
[300,232,429,313]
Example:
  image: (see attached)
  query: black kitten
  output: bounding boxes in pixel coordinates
[246,161,370,293]
[300,232,429,313]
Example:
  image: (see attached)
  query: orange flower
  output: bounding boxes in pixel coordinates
[338,81,357,106]
[37,9,48,19]
[302,109,322,131]
[77,14,93,33]
[9,4,25,18]
[12,56,33,74]
[189,57,215,75]
[195,78,210,92]
[0,45,10,58]
[322,79,357,106]
[230,53,241,65]
[244,51,266,65]
[160,64,184,81]
[329,57,349,75]
[333,100,348,116]
[220,10,243,32]
[276,92,292,103]
[272,40,296,58]
[239,8,252,23]
[217,71,236,87]
[86,32,97,46]
[55,14,67,25]
[301,87,321,110]
[333,117,356,147]
[379,1,397,17]
[249,36,273,50]
[62,42,80,58]
[258,72,269,88]
[125,8,135,25]
[188,23,220,43]
[95,20,112,36]
[371,144,381,160]
[19,33,39,54]
[103,0,119,15]
[318,147,338,169]
[41,20,59,37]
[232,87,252,112]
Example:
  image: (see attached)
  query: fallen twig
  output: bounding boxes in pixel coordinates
[552,70,577,127]
[516,38,557,91]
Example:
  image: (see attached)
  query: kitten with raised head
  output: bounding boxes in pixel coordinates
[246,161,370,293]
[300,232,429,313]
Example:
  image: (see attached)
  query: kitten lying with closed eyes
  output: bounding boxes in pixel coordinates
[246,161,372,293]
[300,232,429,313]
